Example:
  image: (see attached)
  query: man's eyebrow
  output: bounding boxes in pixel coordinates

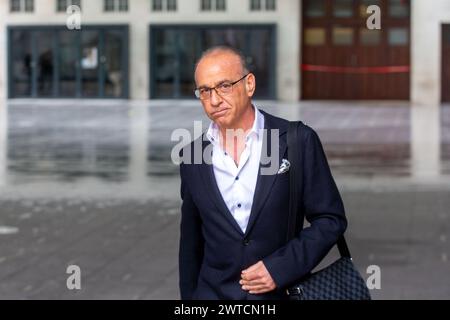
[215,79,232,86]
[197,79,232,89]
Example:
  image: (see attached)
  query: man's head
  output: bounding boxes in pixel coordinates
[194,46,256,130]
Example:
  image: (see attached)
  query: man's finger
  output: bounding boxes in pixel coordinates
[240,279,265,286]
[241,261,262,274]
[240,270,261,281]
[242,283,267,291]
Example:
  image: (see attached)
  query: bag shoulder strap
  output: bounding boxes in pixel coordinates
[287,121,302,243]
[286,121,352,259]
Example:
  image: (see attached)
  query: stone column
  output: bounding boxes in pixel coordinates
[128,102,149,185]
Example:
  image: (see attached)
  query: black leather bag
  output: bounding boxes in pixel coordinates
[286,121,371,300]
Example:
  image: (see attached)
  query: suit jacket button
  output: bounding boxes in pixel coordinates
[243,239,250,246]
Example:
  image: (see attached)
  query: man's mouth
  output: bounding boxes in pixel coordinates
[212,109,229,118]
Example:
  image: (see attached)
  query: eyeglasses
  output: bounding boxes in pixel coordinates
[194,73,250,100]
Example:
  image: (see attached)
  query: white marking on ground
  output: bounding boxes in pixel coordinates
[0,226,19,235]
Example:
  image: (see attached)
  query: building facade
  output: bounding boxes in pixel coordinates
[0,0,449,103]
[0,0,299,101]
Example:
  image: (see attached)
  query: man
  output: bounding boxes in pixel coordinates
[179,46,347,300]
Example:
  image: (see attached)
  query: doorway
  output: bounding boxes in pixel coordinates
[302,0,411,100]
[149,25,276,99]
[8,25,129,99]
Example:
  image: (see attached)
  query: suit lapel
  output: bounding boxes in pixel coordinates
[198,138,245,236]
[244,112,287,237]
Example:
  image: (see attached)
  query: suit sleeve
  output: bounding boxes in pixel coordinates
[178,161,204,300]
[263,126,347,289]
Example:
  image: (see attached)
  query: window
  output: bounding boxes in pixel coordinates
[152,0,163,11]
[119,0,128,11]
[304,28,326,46]
[332,27,353,45]
[10,0,34,12]
[359,0,379,18]
[360,29,381,45]
[104,0,128,12]
[104,0,115,11]
[333,0,353,18]
[152,0,176,11]
[388,28,409,46]
[250,0,275,11]
[151,26,275,99]
[9,26,129,99]
[57,0,66,11]
[216,0,226,11]
[201,0,225,11]
[57,0,81,12]
[167,0,176,11]
[10,0,21,12]
[389,0,409,18]
[24,0,34,11]
[250,0,261,11]
[304,0,325,17]
[265,0,275,11]
[201,0,212,11]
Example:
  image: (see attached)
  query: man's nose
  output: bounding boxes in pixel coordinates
[210,88,223,106]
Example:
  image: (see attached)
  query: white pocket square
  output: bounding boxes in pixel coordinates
[277,159,290,174]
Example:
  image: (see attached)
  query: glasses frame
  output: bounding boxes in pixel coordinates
[194,73,250,100]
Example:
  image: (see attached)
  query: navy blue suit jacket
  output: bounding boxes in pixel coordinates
[178,110,347,300]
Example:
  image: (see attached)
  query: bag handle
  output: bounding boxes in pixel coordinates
[286,121,351,259]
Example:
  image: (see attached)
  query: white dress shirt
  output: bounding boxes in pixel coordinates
[206,106,265,233]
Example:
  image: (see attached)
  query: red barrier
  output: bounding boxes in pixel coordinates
[301,63,410,74]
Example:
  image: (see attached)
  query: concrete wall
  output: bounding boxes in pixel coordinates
[411,0,450,105]
[0,0,301,101]
[0,1,7,100]
[410,0,450,178]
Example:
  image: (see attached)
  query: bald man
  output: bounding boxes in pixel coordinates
[178,46,347,300]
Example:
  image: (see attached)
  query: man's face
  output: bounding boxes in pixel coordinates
[195,52,256,129]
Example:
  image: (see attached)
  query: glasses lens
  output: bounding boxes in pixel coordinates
[200,89,210,100]
[218,83,233,94]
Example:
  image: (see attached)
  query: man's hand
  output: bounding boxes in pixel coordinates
[240,261,277,294]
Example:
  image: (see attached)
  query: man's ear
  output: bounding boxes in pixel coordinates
[245,73,256,97]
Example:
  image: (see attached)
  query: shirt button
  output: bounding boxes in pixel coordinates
[237,203,241,208]
[235,176,239,181]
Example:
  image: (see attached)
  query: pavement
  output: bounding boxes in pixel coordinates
[0,100,449,299]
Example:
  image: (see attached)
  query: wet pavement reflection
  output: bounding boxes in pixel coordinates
[6,102,130,183]
[2,100,449,185]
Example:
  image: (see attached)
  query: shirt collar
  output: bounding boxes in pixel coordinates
[206,105,264,144]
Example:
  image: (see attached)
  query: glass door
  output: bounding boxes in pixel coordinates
[178,30,202,98]
[153,29,178,98]
[81,30,100,98]
[35,31,56,97]
[10,29,33,97]
[58,30,79,97]
[150,25,275,99]
[9,26,128,99]
[104,30,126,98]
